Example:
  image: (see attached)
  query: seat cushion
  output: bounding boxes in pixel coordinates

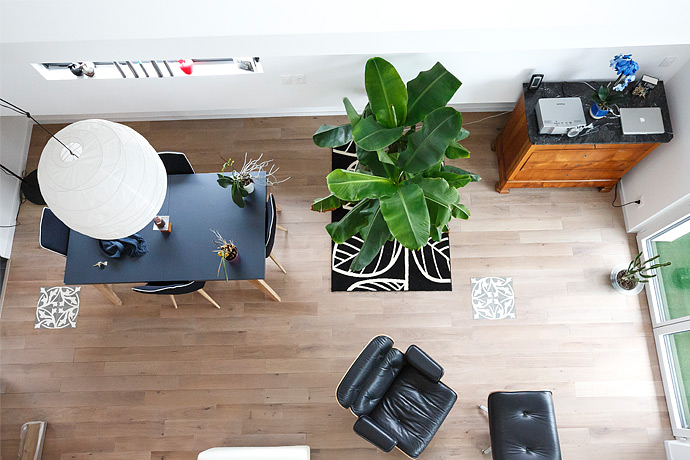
[337,336,394,409]
[488,391,562,460]
[351,348,403,416]
[368,366,457,458]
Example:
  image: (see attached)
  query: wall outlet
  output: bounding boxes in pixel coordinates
[659,56,677,67]
[281,75,293,84]
[294,74,306,84]
[636,196,644,206]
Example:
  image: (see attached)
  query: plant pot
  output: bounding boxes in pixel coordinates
[243,182,254,195]
[610,264,644,295]
[225,252,240,265]
[590,102,609,119]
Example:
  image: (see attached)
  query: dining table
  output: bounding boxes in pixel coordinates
[63,172,281,304]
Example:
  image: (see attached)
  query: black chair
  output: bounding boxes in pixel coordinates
[39,207,70,256]
[266,193,286,274]
[479,391,562,459]
[132,281,220,309]
[337,336,457,458]
[158,151,195,175]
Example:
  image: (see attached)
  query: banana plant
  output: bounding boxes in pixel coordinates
[312,58,480,271]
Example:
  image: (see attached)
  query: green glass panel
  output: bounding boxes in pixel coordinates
[652,231,690,321]
[666,330,690,427]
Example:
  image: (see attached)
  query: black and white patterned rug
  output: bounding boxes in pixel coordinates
[331,143,452,292]
[35,286,80,329]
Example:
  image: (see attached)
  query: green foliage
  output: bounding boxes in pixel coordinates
[591,85,627,110]
[313,123,353,148]
[312,57,481,270]
[405,62,462,126]
[621,252,671,285]
[365,57,408,128]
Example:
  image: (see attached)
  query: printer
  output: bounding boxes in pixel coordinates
[536,97,586,135]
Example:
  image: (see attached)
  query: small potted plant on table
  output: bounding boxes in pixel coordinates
[217,153,289,208]
[590,85,626,119]
[611,251,670,295]
[212,229,239,281]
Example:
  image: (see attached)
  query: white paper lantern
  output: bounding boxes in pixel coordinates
[38,119,167,240]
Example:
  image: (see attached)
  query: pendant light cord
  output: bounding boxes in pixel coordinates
[0,97,77,158]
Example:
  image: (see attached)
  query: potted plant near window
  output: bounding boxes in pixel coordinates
[217,153,289,208]
[310,57,480,271]
[611,252,670,295]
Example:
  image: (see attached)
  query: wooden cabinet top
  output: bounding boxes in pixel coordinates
[522,81,673,146]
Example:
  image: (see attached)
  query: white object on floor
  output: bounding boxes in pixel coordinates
[666,440,690,459]
[471,277,515,320]
[198,446,310,460]
[35,286,80,329]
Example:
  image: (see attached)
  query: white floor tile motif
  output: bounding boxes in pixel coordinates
[471,277,515,320]
[35,286,80,329]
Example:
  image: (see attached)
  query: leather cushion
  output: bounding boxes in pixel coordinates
[351,348,403,416]
[337,336,394,409]
[488,391,562,460]
[369,366,457,458]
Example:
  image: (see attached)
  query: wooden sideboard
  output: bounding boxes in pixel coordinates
[493,83,673,194]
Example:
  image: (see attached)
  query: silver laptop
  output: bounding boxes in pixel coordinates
[620,107,665,135]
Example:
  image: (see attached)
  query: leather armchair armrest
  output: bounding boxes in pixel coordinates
[405,345,444,382]
[353,416,397,452]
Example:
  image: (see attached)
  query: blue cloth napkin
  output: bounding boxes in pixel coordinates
[98,233,148,258]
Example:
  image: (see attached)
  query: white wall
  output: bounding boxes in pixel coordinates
[2,0,690,119]
[0,116,32,258]
[2,45,690,120]
[621,59,690,234]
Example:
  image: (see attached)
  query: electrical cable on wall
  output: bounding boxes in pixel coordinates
[612,183,641,208]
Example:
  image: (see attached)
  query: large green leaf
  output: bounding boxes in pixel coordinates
[442,165,481,182]
[352,116,405,151]
[397,107,462,174]
[412,177,460,207]
[405,62,462,126]
[357,147,398,180]
[311,193,342,212]
[326,169,397,201]
[445,141,470,159]
[365,57,408,128]
[325,199,377,243]
[426,200,452,228]
[313,123,353,148]
[343,97,361,127]
[380,182,430,250]
[451,203,470,220]
[350,204,391,271]
[432,171,472,189]
[456,127,470,141]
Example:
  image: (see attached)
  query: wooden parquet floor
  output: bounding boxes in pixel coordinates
[0,113,671,459]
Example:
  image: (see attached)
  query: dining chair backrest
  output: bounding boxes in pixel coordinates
[265,193,277,258]
[158,151,195,175]
[132,281,205,295]
[39,207,70,257]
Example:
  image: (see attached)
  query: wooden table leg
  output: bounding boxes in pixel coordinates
[93,284,122,305]
[248,279,281,302]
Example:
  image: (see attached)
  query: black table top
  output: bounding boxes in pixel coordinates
[64,173,267,285]
[523,81,674,145]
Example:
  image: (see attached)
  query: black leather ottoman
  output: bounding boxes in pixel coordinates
[487,391,562,460]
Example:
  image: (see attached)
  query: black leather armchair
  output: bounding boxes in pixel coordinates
[336,336,457,458]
